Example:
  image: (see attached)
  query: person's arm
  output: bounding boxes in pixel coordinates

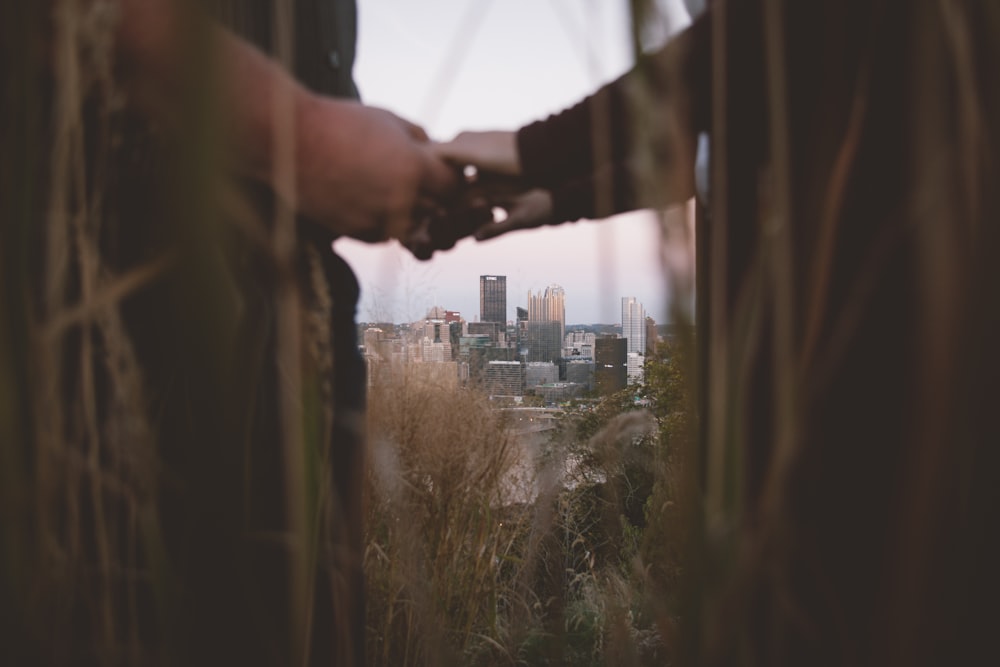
[431,10,710,232]
[456,163,640,242]
[116,0,457,242]
[517,11,710,193]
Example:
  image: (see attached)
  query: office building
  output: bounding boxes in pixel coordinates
[528,284,566,340]
[564,330,596,358]
[525,320,563,363]
[480,275,507,324]
[627,352,645,386]
[565,359,595,391]
[468,320,503,344]
[484,361,524,396]
[622,297,646,384]
[646,316,658,355]
[525,362,559,388]
[417,318,452,362]
[621,297,647,355]
[595,335,627,395]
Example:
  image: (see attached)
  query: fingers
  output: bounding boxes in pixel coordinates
[401,206,486,260]
[474,189,555,241]
[401,182,554,258]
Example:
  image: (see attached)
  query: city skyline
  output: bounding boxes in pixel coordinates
[346,258,674,325]
[357,279,663,328]
[333,0,692,326]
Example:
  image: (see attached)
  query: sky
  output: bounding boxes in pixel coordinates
[334,0,693,324]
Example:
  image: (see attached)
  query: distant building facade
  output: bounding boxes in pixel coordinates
[417,318,452,362]
[645,316,658,355]
[528,284,566,340]
[621,297,647,355]
[484,360,524,396]
[627,352,645,386]
[564,330,596,358]
[480,275,507,324]
[622,297,647,384]
[525,362,559,388]
[468,320,503,344]
[524,320,563,363]
[595,335,627,395]
[565,359,596,391]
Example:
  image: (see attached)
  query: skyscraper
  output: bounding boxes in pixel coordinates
[480,275,506,324]
[622,297,647,385]
[645,316,658,355]
[621,297,647,355]
[595,335,627,394]
[525,321,563,363]
[528,284,566,340]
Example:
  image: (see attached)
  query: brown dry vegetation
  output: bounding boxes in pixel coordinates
[362,346,694,666]
[3,1,1000,666]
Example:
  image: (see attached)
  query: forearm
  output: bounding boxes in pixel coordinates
[516,10,711,191]
[117,0,453,241]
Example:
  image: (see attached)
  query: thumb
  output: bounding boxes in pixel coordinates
[395,115,430,142]
[474,189,555,240]
[420,150,462,200]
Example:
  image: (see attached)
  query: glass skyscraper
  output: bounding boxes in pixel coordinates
[527,284,566,340]
[621,297,647,355]
[479,275,506,324]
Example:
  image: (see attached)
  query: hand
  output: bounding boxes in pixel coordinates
[431,130,521,176]
[401,168,527,258]
[401,172,556,260]
[403,202,493,260]
[295,97,459,242]
[471,188,555,241]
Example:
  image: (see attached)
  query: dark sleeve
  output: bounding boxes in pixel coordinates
[547,162,641,224]
[205,0,359,100]
[517,11,711,192]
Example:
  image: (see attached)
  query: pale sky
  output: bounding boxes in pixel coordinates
[334,0,692,324]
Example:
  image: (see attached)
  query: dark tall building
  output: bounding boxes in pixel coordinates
[525,321,563,363]
[480,275,507,324]
[595,335,627,395]
[645,316,658,355]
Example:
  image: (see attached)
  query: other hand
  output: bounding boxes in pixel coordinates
[295,98,459,242]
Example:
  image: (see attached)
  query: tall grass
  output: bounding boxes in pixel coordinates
[363,347,694,666]
[3,1,999,666]
[365,371,525,665]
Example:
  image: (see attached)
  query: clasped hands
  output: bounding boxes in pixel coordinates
[297,100,556,257]
[404,131,559,260]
